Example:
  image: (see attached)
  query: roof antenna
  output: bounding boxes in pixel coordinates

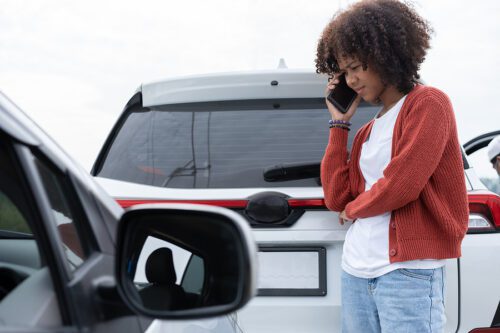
[277,58,288,69]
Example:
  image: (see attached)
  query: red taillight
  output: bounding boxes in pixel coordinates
[468,192,500,230]
[287,198,326,208]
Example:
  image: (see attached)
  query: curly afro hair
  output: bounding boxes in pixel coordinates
[315,0,433,94]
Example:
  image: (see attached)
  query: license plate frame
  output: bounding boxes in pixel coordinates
[257,246,327,297]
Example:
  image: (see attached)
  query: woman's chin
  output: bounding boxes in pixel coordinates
[362,96,379,105]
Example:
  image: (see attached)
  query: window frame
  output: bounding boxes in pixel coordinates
[12,142,102,327]
[33,153,99,272]
[9,142,75,325]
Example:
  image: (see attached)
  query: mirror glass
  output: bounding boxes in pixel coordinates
[118,209,252,316]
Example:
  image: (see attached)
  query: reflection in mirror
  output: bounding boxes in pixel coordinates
[132,236,205,311]
[118,209,251,317]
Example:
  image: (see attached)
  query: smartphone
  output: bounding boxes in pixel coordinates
[327,74,358,114]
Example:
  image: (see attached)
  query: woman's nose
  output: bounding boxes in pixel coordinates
[346,74,357,87]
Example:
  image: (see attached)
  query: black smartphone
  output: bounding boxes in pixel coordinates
[327,74,358,114]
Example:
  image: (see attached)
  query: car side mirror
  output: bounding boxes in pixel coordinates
[115,203,257,319]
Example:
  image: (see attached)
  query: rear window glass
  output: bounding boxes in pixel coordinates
[96,99,379,188]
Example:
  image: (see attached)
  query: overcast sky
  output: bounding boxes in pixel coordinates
[0,0,499,178]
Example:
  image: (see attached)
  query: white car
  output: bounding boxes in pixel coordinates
[92,67,500,333]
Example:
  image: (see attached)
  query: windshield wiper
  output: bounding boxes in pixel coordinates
[161,159,211,187]
[263,162,320,182]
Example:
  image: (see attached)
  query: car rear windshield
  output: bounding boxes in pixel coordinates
[95,99,379,188]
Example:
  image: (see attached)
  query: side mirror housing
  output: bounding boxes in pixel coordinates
[115,203,257,319]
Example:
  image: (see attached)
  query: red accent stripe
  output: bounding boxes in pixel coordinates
[288,198,326,208]
[116,194,500,228]
[116,199,249,209]
[117,198,328,209]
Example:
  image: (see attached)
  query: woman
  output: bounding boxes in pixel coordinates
[315,1,469,332]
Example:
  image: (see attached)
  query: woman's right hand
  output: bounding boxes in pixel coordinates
[325,76,362,121]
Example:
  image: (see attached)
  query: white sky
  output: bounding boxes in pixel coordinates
[0,0,499,178]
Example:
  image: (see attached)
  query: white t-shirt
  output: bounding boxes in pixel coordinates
[341,96,446,279]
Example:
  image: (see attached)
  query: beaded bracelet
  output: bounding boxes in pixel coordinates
[329,124,351,131]
[328,119,352,127]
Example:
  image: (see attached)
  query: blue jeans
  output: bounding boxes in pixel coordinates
[341,267,445,333]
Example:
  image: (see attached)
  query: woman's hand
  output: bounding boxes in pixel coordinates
[325,76,362,121]
[338,209,354,225]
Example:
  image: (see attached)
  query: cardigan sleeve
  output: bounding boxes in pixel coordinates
[345,92,454,219]
[321,127,354,212]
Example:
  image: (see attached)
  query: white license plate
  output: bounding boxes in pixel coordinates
[257,247,326,296]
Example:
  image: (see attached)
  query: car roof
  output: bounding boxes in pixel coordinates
[140,69,329,107]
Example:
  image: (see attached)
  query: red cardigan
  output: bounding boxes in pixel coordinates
[321,85,469,263]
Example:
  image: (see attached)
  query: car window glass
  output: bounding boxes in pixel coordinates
[0,148,33,237]
[181,254,204,294]
[96,99,379,188]
[0,142,43,300]
[0,192,31,236]
[468,146,500,194]
[35,158,86,271]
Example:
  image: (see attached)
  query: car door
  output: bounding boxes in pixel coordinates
[18,145,150,333]
[0,136,76,332]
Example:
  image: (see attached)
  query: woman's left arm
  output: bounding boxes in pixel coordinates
[345,92,456,219]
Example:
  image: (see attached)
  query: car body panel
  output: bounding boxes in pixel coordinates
[141,70,329,106]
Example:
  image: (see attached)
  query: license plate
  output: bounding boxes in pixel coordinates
[257,247,326,296]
